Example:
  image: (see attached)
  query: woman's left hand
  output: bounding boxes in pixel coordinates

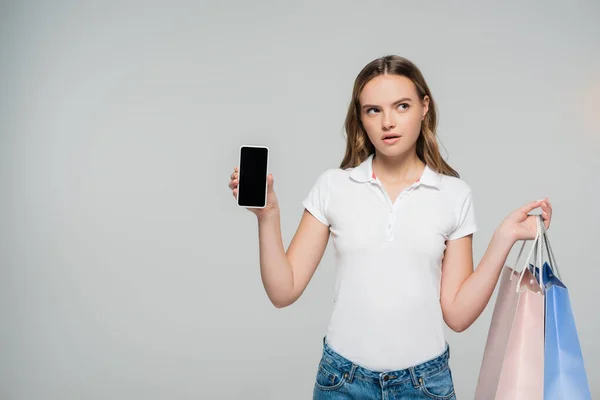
[499,197,552,242]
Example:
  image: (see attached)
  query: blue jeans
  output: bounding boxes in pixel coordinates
[313,337,456,399]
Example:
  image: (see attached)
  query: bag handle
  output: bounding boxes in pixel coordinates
[538,214,562,281]
[516,215,544,293]
[536,215,544,290]
[513,240,528,274]
[512,214,544,274]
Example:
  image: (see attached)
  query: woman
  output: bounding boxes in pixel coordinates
[228,55,552,399]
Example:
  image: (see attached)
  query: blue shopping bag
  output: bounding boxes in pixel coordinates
[542,261,590,399]
[528,216,591,399]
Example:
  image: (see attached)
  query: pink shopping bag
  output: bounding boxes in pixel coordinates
[475,218,546,399]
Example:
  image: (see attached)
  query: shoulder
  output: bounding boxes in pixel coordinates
[310,167,349,186]
[439,173,474,198]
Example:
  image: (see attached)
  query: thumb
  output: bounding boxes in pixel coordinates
[519,199,543,214]
[267,174,274,192]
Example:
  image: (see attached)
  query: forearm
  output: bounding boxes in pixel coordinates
[448,229,515,331]
[257,210,295,308]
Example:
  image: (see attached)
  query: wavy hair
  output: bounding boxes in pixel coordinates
[340,55,459,178]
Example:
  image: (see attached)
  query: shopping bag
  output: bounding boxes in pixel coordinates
[474,263,522,398]
[475,217,545,400]
[531,220,591,399]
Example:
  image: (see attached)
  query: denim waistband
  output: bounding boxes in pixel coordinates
[320,336,450,386]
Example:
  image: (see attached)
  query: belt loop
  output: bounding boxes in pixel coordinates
[345,364,358,383]
[409,367,420,388]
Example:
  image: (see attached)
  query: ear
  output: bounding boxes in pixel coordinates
[422,95,430,120]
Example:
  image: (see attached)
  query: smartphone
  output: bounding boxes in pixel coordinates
[237,145,269,208]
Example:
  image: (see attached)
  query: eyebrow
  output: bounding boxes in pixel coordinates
[361,97,413,109]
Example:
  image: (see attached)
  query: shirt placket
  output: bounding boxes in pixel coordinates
[371,171,420,242]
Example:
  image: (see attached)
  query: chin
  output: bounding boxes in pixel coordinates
[377,147,406,156]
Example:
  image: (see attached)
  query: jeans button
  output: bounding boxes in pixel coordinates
[383,375,389,381]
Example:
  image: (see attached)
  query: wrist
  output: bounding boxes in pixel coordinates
[257,206,280,223]
[495,221,517,247]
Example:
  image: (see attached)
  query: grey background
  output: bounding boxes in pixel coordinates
[1,1,599,399]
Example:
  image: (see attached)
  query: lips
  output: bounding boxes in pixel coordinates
[382,135,401,145]
[382,134,401,140]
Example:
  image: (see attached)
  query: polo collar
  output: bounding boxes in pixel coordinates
[349,153,442,189]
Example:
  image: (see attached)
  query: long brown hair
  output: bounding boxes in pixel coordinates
[340,55,459,178]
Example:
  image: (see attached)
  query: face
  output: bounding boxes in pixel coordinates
[358,74,429,157]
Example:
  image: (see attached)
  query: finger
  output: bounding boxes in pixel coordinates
[234,166,238,172]
[541,198,550,206]
[233,188,238,198]
[520,200,544,213]
[229,180,238,190]
[541,200,552,215]
[543,198,551,207]
[542,209,551,229]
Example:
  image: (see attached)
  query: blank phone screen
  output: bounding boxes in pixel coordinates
[238,146,268,207]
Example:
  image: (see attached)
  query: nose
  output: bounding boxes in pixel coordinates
[382,112,396,130]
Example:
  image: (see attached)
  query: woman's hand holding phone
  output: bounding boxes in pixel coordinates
[229,166,280,220]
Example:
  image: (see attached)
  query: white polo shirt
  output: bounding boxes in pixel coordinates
[302,153,477,371]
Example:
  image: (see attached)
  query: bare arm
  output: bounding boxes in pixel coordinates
[257,209,330,308]
[229,167,330,309]
[440,199,553,332]
[440,231,513,332]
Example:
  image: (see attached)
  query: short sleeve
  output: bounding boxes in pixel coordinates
[448,189,478,240]
[302,169,331,226]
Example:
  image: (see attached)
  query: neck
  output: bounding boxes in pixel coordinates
[372,150,425,184]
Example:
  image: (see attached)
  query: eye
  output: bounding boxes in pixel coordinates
[366,108,379,115]
[397,103,410,110]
